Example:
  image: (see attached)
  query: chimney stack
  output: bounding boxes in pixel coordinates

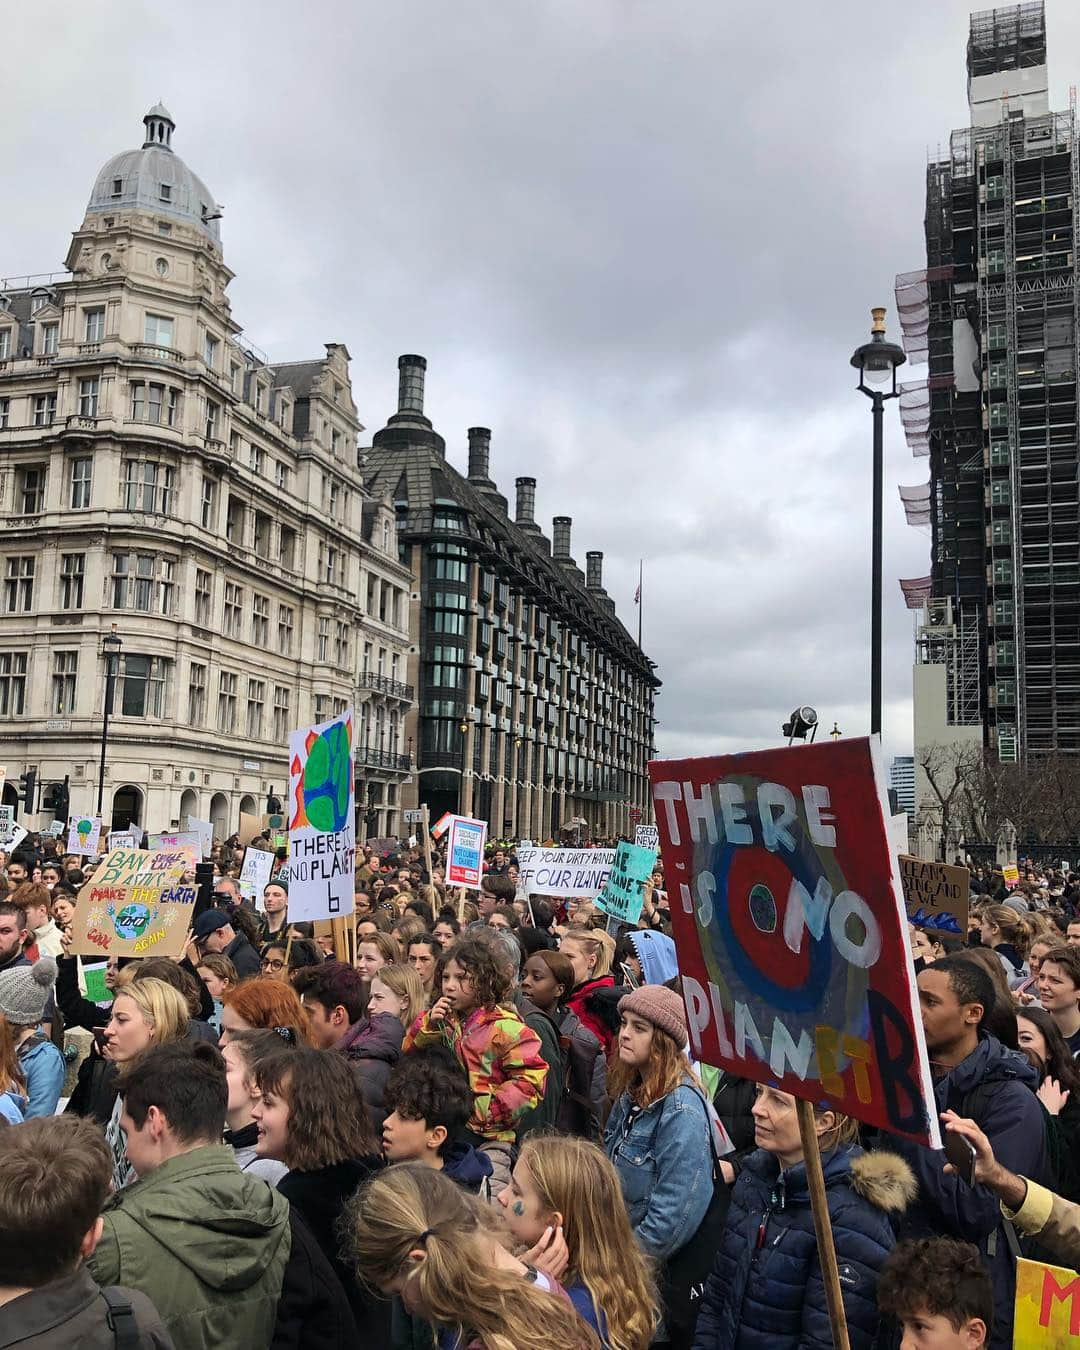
[467,427,492,481]
[586,551,603,590]
[397,355,426,414]
[515,477,537,526]
[552,516,572,558]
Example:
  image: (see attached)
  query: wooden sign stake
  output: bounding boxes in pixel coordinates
[420,803,435,887]
[796,1098,851,1350]
[457,886,467,925]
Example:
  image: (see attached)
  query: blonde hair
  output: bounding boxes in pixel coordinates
[518,1137,657,1350]
[112,978,189,1046]
[561,929,614,980]
[372,964,426,1030]
[982,904,1031,959]
[346,1164,600,1350]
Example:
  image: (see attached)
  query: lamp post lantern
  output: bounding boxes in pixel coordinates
[851,307,906,738]
[96,625,123,818]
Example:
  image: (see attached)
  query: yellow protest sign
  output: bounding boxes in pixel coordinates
[1014,1256,1080,1347]
[69,847,198,959]
[1003,863,1021,889]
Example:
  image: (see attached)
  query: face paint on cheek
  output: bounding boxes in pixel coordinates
[512,1200,525,1217]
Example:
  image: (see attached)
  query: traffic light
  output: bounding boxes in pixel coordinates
[42,776,70,822]
[17,768,37,813]
[266,789,282,814]
[364,808,378,832]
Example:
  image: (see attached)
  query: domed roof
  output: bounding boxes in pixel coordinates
[86,106,221,245]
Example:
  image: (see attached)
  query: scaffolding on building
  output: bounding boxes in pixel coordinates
[967,3,1046,81]
[917,598,984,727]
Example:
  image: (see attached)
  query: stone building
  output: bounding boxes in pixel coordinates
[0,106,412,838]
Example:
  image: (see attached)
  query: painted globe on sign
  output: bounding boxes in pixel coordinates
[114,904,151,940]
[302,722,351,833]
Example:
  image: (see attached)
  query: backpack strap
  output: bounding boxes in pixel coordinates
[100,1287,140,1350]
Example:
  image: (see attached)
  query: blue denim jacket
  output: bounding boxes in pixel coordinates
[604,1080,714,1259]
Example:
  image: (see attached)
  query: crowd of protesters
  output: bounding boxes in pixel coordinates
[0,832,1077,1348]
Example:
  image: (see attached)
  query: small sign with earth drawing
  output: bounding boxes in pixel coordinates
[288,707,356,923]
[68,847,198,959]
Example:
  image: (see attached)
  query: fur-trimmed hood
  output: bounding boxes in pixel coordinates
[849,1150,917,1214]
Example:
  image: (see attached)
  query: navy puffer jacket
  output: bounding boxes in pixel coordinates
[692,1145,914,1350]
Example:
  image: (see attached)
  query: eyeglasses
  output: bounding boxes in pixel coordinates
[261,958,286,971]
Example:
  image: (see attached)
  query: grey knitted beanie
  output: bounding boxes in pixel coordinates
[0,956,57,1026]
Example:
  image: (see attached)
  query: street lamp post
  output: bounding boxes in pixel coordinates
[850,307,906,738]
[96,626,123,818]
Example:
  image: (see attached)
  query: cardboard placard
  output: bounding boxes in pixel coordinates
[1014,1255,1080,1347]
[446,815,486,890]
[1003,863,1021,889]
[515,847,616,897]
[183,815,214,857]
[69,847,198,958]
[288,708,355,922]
[650,737,940,1148]
[898,855,969,935]
[148,830,201,852]
[238,811,264,847]
[634,824,660,852]
[67,815,102,857]
[597,841,657,925]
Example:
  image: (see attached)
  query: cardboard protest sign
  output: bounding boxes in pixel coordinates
[597,841,657,925]
[107,830,140,852]
[148,830,201,852]
[238,847,275,907]
[69,847,198,958]
[45,820,65,838]
[634,824,660,852]
[515,847,616,897]
[1014,1255,1080,1347]
[898,856,969,935]
[67,815,102,857]
[446,815,486,889]
[238,811,263,846]
[1003,863,1021,889]
[183,815,214,857]
[650,737,940,1148]
[81,960,112,1006]
[366,836,397,856]
[1,823,27,853]
[288,707,355,923]
[888,812,910,857]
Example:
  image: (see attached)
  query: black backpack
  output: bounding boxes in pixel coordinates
[100,1287,140,1349]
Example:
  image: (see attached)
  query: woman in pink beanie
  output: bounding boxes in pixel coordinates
[603,984,720,1346]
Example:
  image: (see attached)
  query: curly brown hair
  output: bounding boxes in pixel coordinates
[255,1048,376,1169]
[877,1237,992,1332]
[443,935,512,1010]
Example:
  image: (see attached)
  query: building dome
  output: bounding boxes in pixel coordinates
[86,105,222,245]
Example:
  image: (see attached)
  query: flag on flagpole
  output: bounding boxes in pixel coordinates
[634,583,641,604]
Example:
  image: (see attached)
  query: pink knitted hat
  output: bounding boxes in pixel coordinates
[617,984,687,1046]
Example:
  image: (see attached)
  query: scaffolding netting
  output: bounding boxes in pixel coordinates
[899,380,930,456]
[894,265,954,364]
[899,481,932,528]
[899,575,933,609]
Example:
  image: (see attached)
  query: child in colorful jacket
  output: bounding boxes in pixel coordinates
[404,934,548,1195]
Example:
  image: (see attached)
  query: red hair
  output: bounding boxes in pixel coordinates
[220,978,311,1043]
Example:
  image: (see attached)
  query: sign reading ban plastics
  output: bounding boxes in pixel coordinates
[650,737,940,1148]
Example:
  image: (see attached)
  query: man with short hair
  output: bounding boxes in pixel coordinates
[888,956,1050,1349]
[876,1236,991,1350]
[0,902,28,977]
[381,1050,492,1194]
[5,856,30,887]
[11,881,63,958]
[191,909,260,977]
[0,1114,171,1347]
[1036,944,1080,1055]
[486,849,510,877]
[296,961,402,1128]
[476,873,514,921]
[211,877,242,906]
[1065,919,1080,947]
[88,1040,356,1350]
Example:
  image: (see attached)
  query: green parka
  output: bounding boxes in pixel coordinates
[88,1144,292,1350]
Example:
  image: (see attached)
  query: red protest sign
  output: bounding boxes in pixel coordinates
[649,737,939,1148]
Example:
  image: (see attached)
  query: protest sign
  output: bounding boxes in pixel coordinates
[597,841,657,925]
[148,830,200,852]
[898,855,969,935]
[183,815,214,857]
[650,736,939,1148]
[45,820,64,838]
[81,960,112,1006]
[1,823,27,852]
[515,847,616,898]
[0,805,12,830]
[238,811,263,846]
[107,830,140,852]
[1003,863,1021,889]
[1014,1255,1080,1346]
[366,836,397,856]
[69,847,198,958]
[288,707,355,923]
[634,824,660,852]
[888,812,910,857]
[67,815,102,857]
[238,847,275,907]
[446,815,486,889]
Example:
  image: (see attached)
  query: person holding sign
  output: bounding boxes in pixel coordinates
[693,1089,914,1350]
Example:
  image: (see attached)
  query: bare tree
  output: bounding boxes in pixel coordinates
[916,741,981,861]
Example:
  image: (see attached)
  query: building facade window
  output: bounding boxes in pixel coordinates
[275,461,290,492]
[51,650,77,715]
[0,330,11,359]
[277,604,294,655]
[223,581,243,638]
[204,333,219,369]
[130,381,179,426]
[253,512,271,558]
[3,557,34,613]
[187,662,206,725]
[0,652,27,715]
[335,620,349,668]
[110,552,173,614]
[33,393,56,426]
[0,399,8,429]
[60,553,84,608]
[41,323,58,355]
[69,457,92,509]
[251,593,269,646]
[194,569,212,627]
[226,496,244,544]
[217,671,238,733]
[280,526,296,570]
[201,476,216,530]
[78,377,99,417]
[120,655,168,718]
[317,616,330,662]
[84,309,105,343]
[272,685,291,742]
[122,459,176,514]
[205,398,220,440]
[17,466,46,514]
[144,314,173,347]
[246,679,265,739]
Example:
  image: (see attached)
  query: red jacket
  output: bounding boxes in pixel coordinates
[565,974,615,1051]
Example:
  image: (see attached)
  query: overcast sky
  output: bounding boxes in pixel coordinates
[8,1,1080,768]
